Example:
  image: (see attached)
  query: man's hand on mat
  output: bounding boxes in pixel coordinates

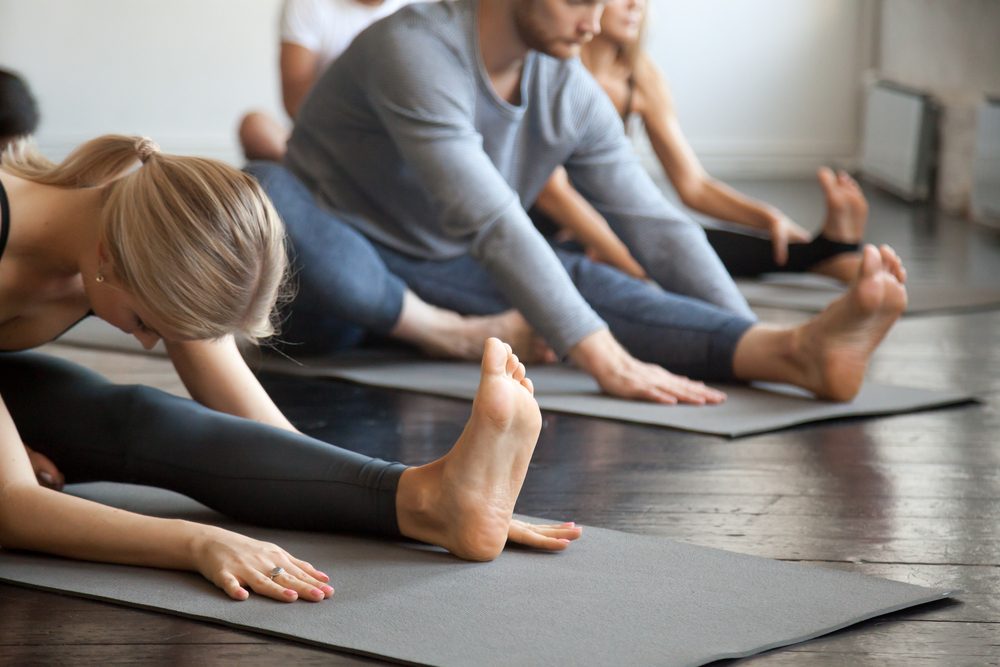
[508,519,583,550]
[191,526,334,603]
[24,445,65,490]
[765,210,810,266]
[570,330,726,405]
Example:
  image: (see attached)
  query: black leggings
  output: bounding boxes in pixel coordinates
[704,227,859,278]
[529,207,858,279]
[0,352,405,536]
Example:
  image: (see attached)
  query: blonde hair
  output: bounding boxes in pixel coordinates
[619,8,648,71]
[1,135,288,343]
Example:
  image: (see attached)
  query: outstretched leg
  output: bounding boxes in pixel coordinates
[733,244,907,400]
[394,338,575,560]
[1,344,577,560]
[246,161,552,362]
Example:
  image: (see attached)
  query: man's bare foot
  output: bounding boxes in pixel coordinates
[793,245,907,401]
[461,310,556,364]
[395,338,581,560]
[817,167,868,244]
[393,292,555,363]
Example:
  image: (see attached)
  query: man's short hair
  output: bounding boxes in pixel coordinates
[0,69,40,139]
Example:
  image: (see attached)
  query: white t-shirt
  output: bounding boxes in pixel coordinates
[280,0,420,71]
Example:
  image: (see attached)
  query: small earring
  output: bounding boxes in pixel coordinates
[95,273,105,283]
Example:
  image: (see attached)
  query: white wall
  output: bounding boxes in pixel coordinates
[877,0,1000,215]
[0,0,284,163]
[643,0,875,177]
[1,0,872,175]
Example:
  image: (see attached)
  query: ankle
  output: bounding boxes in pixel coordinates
[395,463,444,541]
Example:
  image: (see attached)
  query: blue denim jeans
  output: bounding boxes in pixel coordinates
[246,161,406,354]
[372,241,754,380]
[249,162,755,380]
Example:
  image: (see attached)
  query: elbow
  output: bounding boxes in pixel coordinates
[674,178,705,209]
[0,483,38,548]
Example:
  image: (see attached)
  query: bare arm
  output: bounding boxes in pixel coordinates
[0,395,328,601]
[166,337,297,433]
[535,167,647,280]
[634,53,808,263]
[280,42,322,119]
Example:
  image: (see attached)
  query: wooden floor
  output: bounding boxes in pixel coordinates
[2,181,999,665]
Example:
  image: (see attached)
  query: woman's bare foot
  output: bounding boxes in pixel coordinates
[817,167,868,243]
[794,244,907,401]
[809,168,870,282]
[395,338,581,560]
[392,292,555,363]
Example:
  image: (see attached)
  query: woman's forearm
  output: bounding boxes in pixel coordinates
[166,338,298,433]
[0,481,204,571]
[678,177,780,231]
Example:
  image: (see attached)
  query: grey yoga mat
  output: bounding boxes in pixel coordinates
[264,357,975,438]
[737,274,1000,314]
[0,483,952,667]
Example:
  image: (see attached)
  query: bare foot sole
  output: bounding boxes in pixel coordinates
[795,245,907,401]
[395,338,579,560]
[817,167,868,244]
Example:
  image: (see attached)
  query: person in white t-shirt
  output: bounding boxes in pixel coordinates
[239,0,419,161]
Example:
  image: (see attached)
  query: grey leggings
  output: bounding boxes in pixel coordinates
[0,351,405,536]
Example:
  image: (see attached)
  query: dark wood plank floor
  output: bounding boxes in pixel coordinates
[2,182,999,665]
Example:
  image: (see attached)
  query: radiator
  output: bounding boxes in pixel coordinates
[859,81,938,202]
[972,96,1000,226]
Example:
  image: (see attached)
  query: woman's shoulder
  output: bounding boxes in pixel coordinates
[632,51,674,116]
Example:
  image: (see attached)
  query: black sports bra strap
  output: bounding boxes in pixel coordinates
[0,178,10,263]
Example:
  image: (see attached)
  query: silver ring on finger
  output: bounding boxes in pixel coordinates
[269,566,285,581]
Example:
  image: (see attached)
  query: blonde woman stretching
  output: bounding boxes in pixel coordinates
[534,0,870,285]
[0,136,580,603]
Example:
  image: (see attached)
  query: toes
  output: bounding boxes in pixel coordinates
[522,376,535,395]
[481,337,508,375]
[858,244,881,279]
[817,166,836,192]
[505,352,521,377]
[512,362,526,382]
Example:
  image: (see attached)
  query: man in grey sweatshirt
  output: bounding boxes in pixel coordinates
[275,0,907,404]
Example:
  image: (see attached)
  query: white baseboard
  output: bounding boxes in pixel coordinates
[632,139,860,179]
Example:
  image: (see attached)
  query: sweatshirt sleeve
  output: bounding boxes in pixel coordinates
[363,23,607,355]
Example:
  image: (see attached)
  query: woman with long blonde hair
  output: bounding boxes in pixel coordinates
[534,0,869,284]
[0,135,580,602]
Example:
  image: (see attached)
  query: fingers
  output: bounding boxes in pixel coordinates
[231,565,331,603]
[507,520,582,552]
[217,572,250,601]
[643,367,727,405]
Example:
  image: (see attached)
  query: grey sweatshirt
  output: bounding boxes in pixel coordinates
[287,0,675,355]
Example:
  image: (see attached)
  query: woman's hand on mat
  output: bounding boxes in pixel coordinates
[765,211,811,266]
[508,519,583,550]
[570,330,726,405]
[190,526,334,603]
[24,445,65,490]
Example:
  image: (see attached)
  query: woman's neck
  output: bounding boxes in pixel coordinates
[581,35,625,76]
